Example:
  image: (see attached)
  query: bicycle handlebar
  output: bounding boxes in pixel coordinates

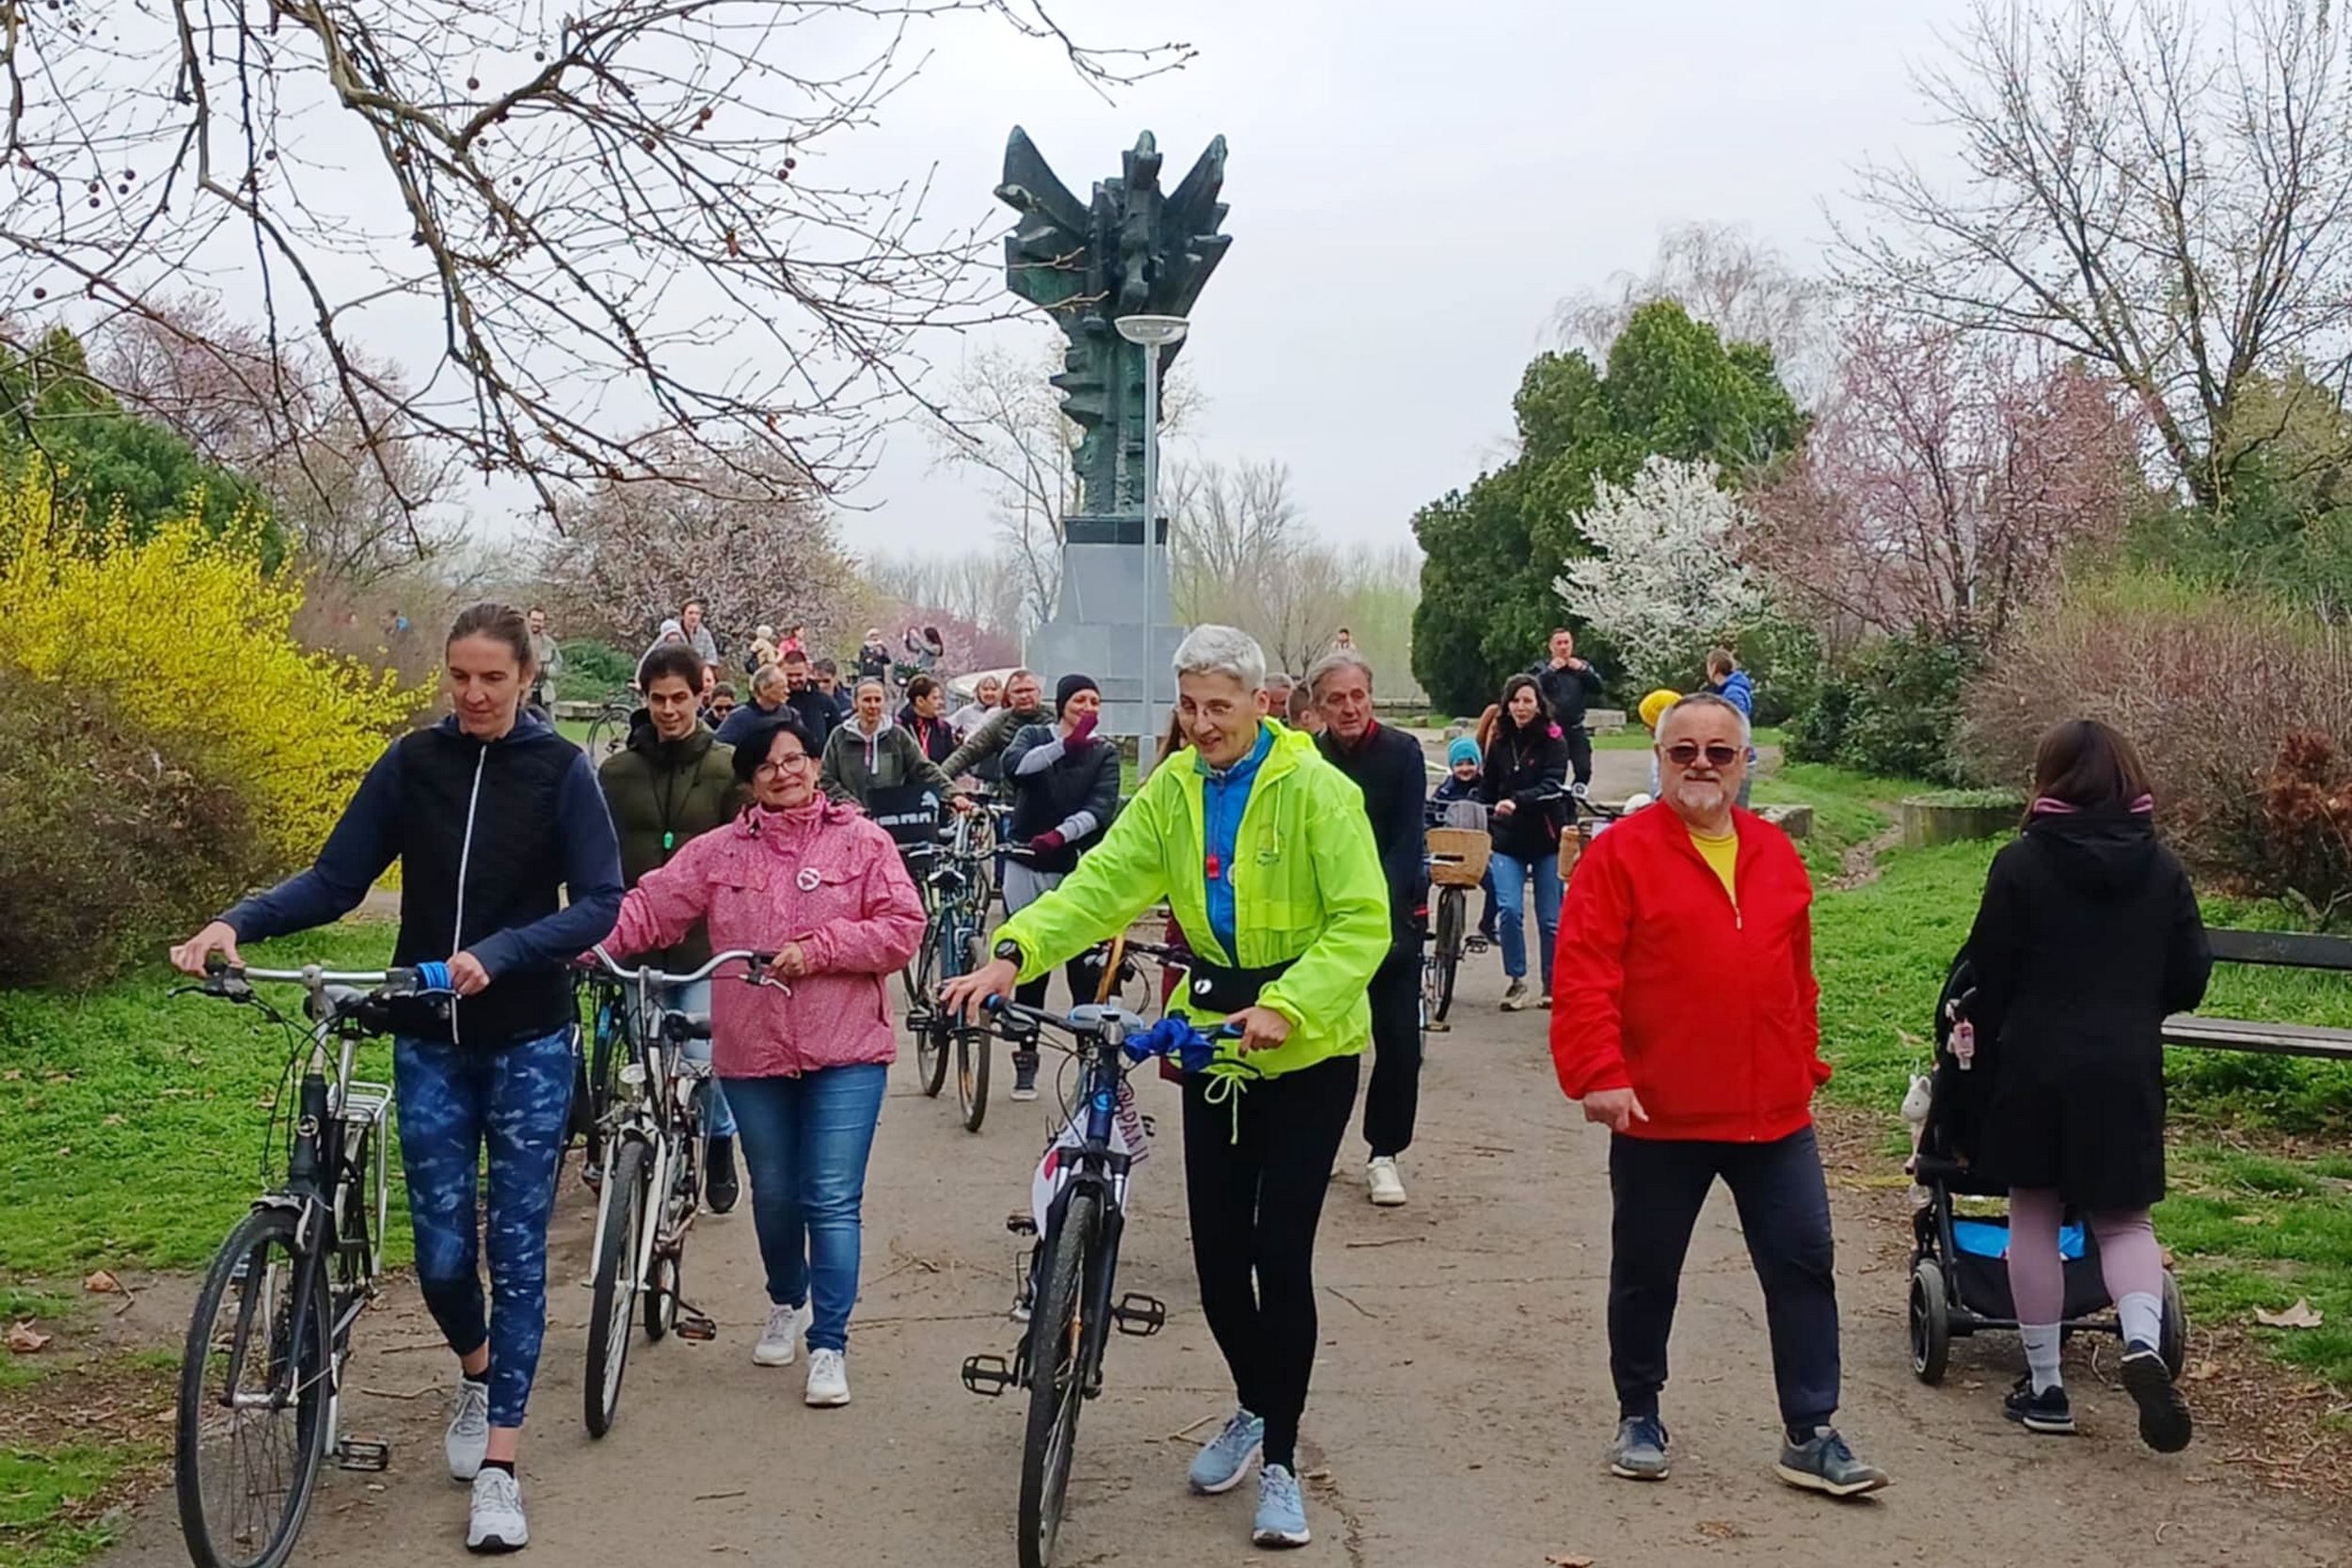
[584,947,777,986]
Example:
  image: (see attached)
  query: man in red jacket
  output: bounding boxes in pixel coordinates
[1550,692,1889,1498]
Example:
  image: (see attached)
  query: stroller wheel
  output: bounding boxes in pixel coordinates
[2159,1271,2188,1376]
[1909,1259,1951,1385]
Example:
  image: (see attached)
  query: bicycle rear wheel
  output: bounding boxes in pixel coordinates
[956,1028,992,1132]
[1018,1190,1099,1568]
[584,1141,649,1438]
[912,931,949,1098]
[1433,887,1465,1022]
[176,1206,331,1568]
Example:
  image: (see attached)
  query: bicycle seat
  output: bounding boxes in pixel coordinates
[662,1012,714,1041]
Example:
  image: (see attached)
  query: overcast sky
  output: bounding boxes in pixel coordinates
[818,0,1964,559]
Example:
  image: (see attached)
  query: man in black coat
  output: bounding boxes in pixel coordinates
[1310,650,1428,1209]
[1527,626,1605,787]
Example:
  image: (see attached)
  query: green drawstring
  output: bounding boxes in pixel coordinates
[1198,1057,1263,1145]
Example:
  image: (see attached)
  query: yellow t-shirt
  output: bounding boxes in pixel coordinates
[1689,825,1740,909]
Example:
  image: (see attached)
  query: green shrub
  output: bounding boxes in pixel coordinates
[557,639,635,702]
[0,668,273,989]
[1788,627,1976,784]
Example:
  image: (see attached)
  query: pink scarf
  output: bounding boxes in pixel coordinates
[2030,794,2155,816]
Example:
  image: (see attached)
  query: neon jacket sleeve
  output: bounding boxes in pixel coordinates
[993,780,1174,983]
[1258,774,1391,1032]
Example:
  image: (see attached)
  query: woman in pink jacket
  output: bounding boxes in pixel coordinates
[601,711,924,1407]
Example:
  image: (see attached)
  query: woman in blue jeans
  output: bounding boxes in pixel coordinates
[1483,674,1570,1011]
[173,602,623,1554]
[601,712,926,1406]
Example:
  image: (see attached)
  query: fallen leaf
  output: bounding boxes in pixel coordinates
[1546,1556,1596,1568]
[83,1270,121,1295]
[1695,1520,1749,1541]
[2255,1298,2325,1329]
[7,1320,52,1354]
[0,1068,20,1080]
[2186,1360,2220,1382]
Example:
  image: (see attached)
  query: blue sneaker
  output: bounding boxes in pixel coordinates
[1187,1407,1263,1495]
[1775,1426,1891,1497]
[1610,1415,1670,1481]
[1251,1464,1311,1548]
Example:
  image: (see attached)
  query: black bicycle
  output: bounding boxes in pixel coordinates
[961,990,1241,1568]
[581,691,636,762]
[903,813,997,1130]
[172,958,437,1568]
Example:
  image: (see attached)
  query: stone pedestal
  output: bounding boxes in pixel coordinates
[1025,515,1181,754]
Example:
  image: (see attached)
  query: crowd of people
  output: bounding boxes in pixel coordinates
[167,598,2213,1555]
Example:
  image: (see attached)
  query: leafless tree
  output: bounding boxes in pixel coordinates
[1555,220,1829,399]
[1836,0,2352,513]
[866,546,1025,642]
[0,3,1188,543]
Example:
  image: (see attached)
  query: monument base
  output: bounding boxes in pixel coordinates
[1025,517,1180,762]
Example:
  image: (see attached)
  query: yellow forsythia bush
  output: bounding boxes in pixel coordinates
[0,469,427,864]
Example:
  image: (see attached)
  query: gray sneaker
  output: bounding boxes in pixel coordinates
[1501,979,1531,1012]
[1775,1426,1890,1497]
[1610,1416,1670,1481]
[466,1467,527,1552]
[444,1377,490,1481]
[1186,1407,1263,1495]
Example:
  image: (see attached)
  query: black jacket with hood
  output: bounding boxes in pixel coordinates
[1962,812,2213,1209]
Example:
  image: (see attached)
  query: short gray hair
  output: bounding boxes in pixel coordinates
[753,663,789,696]
[1304,649,1375,698]
[1657,689,1752,744]
[1172,625,1267,691]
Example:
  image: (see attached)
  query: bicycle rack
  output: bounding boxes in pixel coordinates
[1112,1292,1167,1337]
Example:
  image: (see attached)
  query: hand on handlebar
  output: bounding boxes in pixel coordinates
[171,922,243,977]
[1223,1005,1292,1054]
[447,951,492,997]
[940,958,1018,1022]
[768,942,812,981]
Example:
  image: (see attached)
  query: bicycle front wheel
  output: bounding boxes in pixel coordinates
[913,932,949,1098]
[176,1206,331,1568]
[956,1028,992,1132]
[1018,1190,1100,1568]
[584,1140,649,1438]
[1433,887,1465,1022]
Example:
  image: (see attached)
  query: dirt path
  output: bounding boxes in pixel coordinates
[98,961,2346,1568]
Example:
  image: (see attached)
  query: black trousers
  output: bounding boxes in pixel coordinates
[1607,1126,1841,1433]
[1362,953,1422,1158]
[1564,725,1594,788]
[1183,1053,1360,1469]
[1013,950,1104,1013]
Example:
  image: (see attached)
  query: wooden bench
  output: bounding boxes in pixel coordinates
[2162,928,2352,1061]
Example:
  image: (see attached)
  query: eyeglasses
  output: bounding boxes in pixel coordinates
[1662,741,1744,769]
[755,753,815,776]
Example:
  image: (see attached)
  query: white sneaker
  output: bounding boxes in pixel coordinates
[1501,979,1531,1011]
[754,1302,804,1368]
[804,1347,850,1407]
[444,1376,490,1481]
[1367,1157,1407,1208]
[466,1467,527,1553]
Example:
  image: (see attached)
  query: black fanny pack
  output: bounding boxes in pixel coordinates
[1183,956,1295,1016]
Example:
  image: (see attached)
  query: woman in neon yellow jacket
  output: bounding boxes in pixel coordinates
[944,625,1388,1551]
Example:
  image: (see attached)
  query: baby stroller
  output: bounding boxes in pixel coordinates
[1905,953,2186,1384]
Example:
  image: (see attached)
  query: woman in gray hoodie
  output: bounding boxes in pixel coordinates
[819,675,962,812]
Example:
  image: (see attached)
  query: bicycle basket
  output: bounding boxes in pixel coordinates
[1426,827,1491,887]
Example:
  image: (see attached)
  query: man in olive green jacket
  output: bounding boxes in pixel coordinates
[944,625,1387,1552]
[596,644,745,1207]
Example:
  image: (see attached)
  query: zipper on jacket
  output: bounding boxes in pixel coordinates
[450,745,487,1045]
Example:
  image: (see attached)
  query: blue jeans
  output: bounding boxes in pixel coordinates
[721,1065,888,1353]
[395,1027,574,1428]
[665,979,736,1139]
[1491,850,1563,990]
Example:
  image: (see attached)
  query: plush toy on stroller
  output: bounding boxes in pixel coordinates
[1904,953,2186,1386]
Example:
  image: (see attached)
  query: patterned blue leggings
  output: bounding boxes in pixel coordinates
[394,1027,574,1429]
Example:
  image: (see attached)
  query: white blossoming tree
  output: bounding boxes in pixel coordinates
[1556,454,1766,692]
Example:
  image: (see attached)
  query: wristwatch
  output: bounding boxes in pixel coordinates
[993,939,1024,964]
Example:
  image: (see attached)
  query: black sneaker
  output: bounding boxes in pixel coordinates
[1775,1426,1890,1497]
[2122,1342,2192,1453]
[706,1135,739,1215]
[1010,1049,1041,1102]
[2002,1375,2076,1434]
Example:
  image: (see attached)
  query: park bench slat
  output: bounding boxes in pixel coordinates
[2163,1015,2352,1060]
[2204,928,2352,971]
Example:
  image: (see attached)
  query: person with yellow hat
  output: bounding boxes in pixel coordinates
[1639,689,1680,798]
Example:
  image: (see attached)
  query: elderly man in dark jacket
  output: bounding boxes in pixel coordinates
[597,643,746,1210]
[943,667,1051,790]
[1309,650,1425,1209]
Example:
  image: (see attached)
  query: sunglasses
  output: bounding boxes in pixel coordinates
[1663,741,1744,769]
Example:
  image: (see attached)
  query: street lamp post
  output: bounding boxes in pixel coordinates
[1114,313,1189,768]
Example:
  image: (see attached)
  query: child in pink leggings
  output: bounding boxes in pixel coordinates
[1960,720,2211,1451]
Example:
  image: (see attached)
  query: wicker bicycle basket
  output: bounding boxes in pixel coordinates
[1426,827,1492,888]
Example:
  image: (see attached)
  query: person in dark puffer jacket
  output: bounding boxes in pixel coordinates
[1483,673,1569,1010]
[999,673,1120,1100]
[171,602,622,1555]
[598,642,745,1211]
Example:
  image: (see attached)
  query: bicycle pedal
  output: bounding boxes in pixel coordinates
[1005,1211,1037,1236]
[960,1353,1015,1397]
[335,1438,391,1472]
[674,1311,718,1342]
[1112,1292,1167,1337]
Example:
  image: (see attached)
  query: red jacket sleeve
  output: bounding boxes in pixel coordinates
[1549,832,1635,1100]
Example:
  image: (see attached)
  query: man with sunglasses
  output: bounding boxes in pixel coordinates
[1549,692,1889,1500]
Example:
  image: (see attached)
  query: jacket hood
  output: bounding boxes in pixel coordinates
[432,708,562,747]
[2023,811,2160,899]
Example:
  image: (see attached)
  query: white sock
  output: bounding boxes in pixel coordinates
[2020,1323,2063,1394]
[2117,1291,2163,1351]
